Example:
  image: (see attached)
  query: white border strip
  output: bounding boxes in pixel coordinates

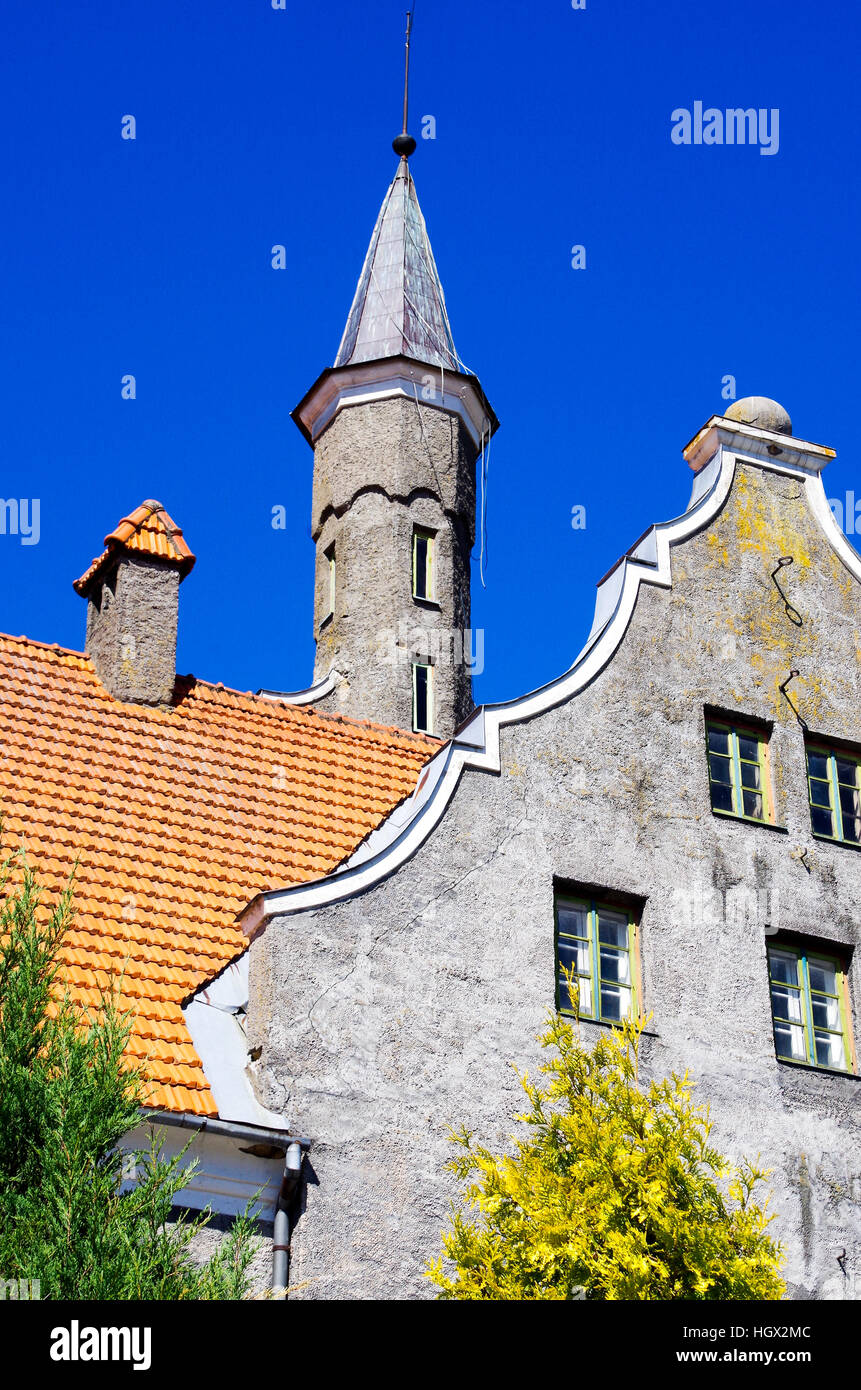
[256,671,338,707]
[297,361,494,451]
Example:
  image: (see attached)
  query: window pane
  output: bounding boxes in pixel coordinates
[809,778,832,808]
[597,912,628,947]
[811,804,834,837]
[811,996,841,1030]
[576,975,593,1017]
[774,1021,806,1061]
[737,734,761,763]
[558,903,589,938]
[709,781,733,813]
[599,984,631,1021]
[839,785,861,842]
[740,760,761,790]
[708,727,730,754]
[771,985,803,1023]
[709,753,733,785]
[768,951,799,986]
[413,664,430,732]
[742,789,764,820]
[835,758,858,786]
[807,751,829,780]
[599,947,631,985]
[808,960,838,996]
[815,1031,846,1070]
[414,535,428,599]
[557,937,590,978]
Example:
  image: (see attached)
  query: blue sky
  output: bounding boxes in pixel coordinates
[1,0,859,705]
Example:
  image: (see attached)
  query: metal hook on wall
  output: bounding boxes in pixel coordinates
[771,556,803,627]
[779,668,808,730]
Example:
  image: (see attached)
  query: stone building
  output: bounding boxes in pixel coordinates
[2,137,860,1301]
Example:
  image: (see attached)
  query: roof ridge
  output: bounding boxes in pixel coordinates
[185,674,441,744]
[0,631,440,747]
[0,630,86,658]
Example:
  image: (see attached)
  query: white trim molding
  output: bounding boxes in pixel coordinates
[240,416,861,940]
[292,355,498,452]
[256,670,339,707]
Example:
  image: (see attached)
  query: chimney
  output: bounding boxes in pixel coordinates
[73,500,195,706]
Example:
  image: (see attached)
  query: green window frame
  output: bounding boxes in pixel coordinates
[706,718,772,823]
[768,942,854,1073]
[412,661,433,734]
[806,742,861,846]
[412,527,435,602]
[555,893,637,1024]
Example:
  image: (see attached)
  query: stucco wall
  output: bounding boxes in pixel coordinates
[310,397,476,735]
[86,555,179,706]
[248,458,861,1300]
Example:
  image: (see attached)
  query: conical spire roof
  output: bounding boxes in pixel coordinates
[334,161,462,372]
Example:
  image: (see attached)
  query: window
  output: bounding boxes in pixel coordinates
[806,742,861,845]
[768,942,854,1073]
[412,661,432,734]
[412,527,435,602]
[555,893,637,1024]
[706,718,772,823]
[321,543,335,625]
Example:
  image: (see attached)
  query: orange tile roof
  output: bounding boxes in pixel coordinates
[0,633,436,1116]
[73,500,195,596]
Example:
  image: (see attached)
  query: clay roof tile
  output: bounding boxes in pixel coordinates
[73,501,196,596]
[0,632,436,1117]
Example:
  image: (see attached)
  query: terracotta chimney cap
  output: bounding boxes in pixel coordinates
[74,500,195,596]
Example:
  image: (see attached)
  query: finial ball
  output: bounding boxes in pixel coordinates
[725,396,792,436]
[393,133,417,158]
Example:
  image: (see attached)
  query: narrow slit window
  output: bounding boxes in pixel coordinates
[412,528,434,602]
[768,942,854,1073]
[555,893,637,1025]
[412,661,432,734]
[806,742,861,846]
[706,718,771,823]
[322,544,335,624]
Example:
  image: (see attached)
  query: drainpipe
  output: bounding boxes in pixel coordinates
[272,1141,303,1300]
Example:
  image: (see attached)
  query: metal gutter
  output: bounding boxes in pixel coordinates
[140,1109,311,1152]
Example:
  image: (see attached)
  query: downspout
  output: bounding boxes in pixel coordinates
[272,1141,303,1300]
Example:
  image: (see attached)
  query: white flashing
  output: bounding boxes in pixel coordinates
[256,670,338,707]
[183,955,289,1131]
[804,471,861,585]
[297,360,494,451]
[240,422,858,937]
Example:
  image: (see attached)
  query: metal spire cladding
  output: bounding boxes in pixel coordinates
[333,160,462,373]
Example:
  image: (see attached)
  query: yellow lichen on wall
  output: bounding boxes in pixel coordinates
[691,464,861,731]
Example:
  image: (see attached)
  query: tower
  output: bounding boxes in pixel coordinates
[292,43,497,737]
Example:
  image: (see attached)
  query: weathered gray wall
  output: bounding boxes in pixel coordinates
[249,460,861,1300]
[310,398,476,735]
[85,555,179,706]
